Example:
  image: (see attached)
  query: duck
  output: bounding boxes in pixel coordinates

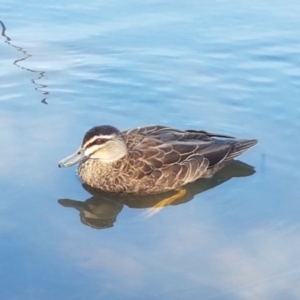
[58,125,257,194]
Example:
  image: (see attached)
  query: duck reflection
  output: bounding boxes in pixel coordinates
[58,160,255,230]
[0,20,49,104]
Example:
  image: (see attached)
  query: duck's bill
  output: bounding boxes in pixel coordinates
[58,148,86,168]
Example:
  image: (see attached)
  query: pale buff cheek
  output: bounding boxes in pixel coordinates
[84,145,103,157]
[85,144,116,159]
[88,142,127,162]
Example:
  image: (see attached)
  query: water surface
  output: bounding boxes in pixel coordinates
[1,0,300,299]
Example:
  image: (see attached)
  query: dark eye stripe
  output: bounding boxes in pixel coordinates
[82,125,120,146]
[85,138,108,148]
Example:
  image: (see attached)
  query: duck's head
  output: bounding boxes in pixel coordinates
[58,125,127,168]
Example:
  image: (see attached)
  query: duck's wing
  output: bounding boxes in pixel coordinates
[128,134,257,189]
[122,125,183,150]
[123,125,181,136]
[126,139,208,189]
[123,126,235,141]
[185,129,235,139]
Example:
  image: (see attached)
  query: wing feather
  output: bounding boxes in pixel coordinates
[123,126,256,191]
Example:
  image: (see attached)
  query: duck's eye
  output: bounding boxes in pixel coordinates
[95,138,106,144]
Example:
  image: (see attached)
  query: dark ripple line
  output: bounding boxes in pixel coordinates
[0,20,49,104]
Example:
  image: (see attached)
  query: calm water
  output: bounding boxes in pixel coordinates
[1,0,300,299]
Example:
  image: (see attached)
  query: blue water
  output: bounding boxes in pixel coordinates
[1,0,300,299]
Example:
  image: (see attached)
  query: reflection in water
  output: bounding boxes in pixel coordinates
[0,20,49,104]
[59,160,255,230]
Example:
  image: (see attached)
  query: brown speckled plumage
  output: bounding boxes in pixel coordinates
[72,125,257,194]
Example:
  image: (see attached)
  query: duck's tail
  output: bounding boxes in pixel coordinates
[225,139,258,162]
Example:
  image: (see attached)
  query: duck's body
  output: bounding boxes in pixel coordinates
[59,125,257,194]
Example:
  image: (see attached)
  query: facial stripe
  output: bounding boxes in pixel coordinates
[82,134,115,148]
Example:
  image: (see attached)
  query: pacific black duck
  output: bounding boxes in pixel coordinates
[58,125,257,194]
